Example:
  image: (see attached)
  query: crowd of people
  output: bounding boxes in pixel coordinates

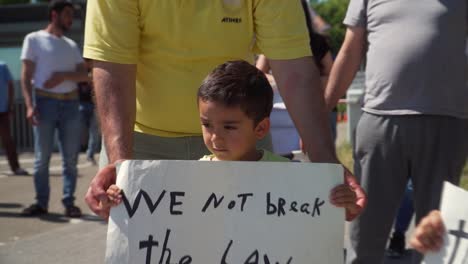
[0,0,466,263]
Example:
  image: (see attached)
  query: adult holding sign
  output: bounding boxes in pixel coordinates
[83,0,366,219]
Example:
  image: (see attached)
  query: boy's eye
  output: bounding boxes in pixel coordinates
[224,125,237,130]
[201,123,210,128]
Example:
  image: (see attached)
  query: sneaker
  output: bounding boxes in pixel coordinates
[386,231,405,258]
[65,205,82,218]
[14,168,29,176]
[87,156,97,166]
[21,204,48,216]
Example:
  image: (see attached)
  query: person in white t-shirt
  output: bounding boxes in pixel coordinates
[20,0,89,218]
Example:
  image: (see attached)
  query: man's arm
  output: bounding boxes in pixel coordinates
[93,61,136,163]
[20,60,38,125]
[269,56,337,163]
[43,62,90,89]
[324,26,366,111]
[85,61,136,219]
[269,56,367,220]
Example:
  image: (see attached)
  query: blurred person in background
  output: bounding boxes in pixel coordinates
[79,58,100,165]
[20,0,89,218]
[0,61,28,176]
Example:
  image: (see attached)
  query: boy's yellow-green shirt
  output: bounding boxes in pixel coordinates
[199,149,290,162]
[84,0,311,137]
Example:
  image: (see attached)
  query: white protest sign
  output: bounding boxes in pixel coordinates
[423,182,468,264]
[105,160,344,264]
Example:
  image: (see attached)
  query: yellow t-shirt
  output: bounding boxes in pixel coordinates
[84,0,311,137]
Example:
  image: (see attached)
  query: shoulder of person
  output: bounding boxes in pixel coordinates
[24,31,39,41]
[261,150,290,162]
[24,30,48,44]
[62,36,78,47]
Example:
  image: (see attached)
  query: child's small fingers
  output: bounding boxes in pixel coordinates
[331,193,357,203]
[108,185,121,193]
[331,185,348,194]
[331,192,356,201]
[333,201,356,208]
[333,196,357,204]
[111,200,121,206]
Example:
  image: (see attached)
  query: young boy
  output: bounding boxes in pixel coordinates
[107,60,360,219]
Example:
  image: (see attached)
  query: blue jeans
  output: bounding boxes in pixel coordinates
[80,102,100,159]
[33,96,80,208]
[394,180,414,234]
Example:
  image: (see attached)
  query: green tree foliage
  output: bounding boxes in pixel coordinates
[312,0,350,55]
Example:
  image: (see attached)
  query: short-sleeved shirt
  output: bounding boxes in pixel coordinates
[84,0,312,137]
[21,30,84,94]
[344,0,468,119]
[200,149,290,162]
[0,62,13,113]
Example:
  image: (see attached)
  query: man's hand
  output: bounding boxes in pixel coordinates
[26,106,39,126]
[410,210,445,253]
[44,72,65,89]
[85,162,118,219]
[343,167,366,221]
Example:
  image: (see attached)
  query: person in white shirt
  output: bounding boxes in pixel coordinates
[20,0,89,218]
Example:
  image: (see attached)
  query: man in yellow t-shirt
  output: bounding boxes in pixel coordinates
[83,0,366,219]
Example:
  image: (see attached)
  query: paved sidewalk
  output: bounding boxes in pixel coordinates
[0,152,107,264]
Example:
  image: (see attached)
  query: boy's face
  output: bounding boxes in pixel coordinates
[199,99,269,161]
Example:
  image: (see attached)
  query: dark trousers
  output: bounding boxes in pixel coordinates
[349,113,468,264]
[0,112,20,172]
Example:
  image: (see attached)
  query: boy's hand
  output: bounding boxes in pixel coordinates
[330,184,360,221]
[106,184,123,207]
[410,210,445,254]
[343,168,366,221]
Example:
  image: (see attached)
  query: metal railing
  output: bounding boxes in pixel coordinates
[10,99,34,151]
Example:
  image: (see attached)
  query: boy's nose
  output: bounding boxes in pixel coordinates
[211,131,223,142]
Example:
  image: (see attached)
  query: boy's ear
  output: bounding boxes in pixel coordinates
[254,117,270,139]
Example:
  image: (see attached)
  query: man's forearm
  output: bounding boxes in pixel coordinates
[324,27,366,111]
[270,57,338,163]
[324,51,362,111]
[93,61,136,163]
[21,77,34,109]
[62,71,91,83]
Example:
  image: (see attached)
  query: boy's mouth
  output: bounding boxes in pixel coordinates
[212,147,228,152]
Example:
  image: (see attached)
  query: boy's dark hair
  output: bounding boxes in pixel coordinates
[48,0,73,21]
[198,60,273,125]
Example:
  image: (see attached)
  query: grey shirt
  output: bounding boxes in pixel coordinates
[344,0,468,118]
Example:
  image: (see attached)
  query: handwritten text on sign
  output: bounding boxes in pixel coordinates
[105,160,344,264]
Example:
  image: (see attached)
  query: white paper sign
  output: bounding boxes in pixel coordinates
[424,182,468,264]
[105,160,344,264]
